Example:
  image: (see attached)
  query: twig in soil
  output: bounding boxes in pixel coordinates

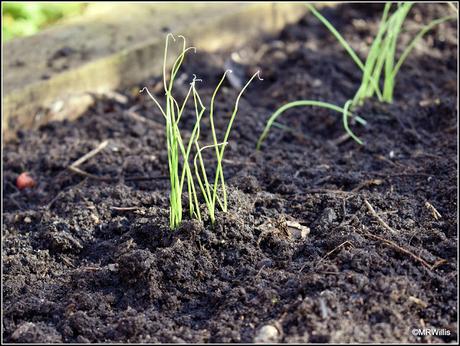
[352,179,383,192]
[300,240,355,273]
[331,133,351,146]
[375,154,406,169]
[256,265,267,278]
[316,241,355,267]
[59,255,76,268]
[124,106,162,128]
[66,141,167,183]
[68,140,111,180]
[424,202,442,220]
[408,296,428,308]
[69,140,109,168]
[362,231,446,270]
[364,199,398,235]
[374,171,430,177]
[110,206,140,211]
[307,188,355,195]
[81,266,103,271]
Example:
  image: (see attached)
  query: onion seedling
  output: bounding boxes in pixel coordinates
[257,3,457,148]
[191,69,263,224]
[141,34,201,229]
[256,100,367,149]
[142,34,261,228]
[310,2,457,106]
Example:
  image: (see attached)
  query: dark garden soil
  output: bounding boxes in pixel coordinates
[2,3,458,343]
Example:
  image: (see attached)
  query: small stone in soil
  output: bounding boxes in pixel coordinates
[286,220,310,239]
[319,208,337,225]
[254,325,280,343]
[257,258,273,269]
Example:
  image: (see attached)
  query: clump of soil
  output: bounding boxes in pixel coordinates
[3,4,457,343]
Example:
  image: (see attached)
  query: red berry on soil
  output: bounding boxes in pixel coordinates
[16,172,36,190]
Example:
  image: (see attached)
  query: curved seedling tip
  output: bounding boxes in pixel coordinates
[178,35,187,55]
[178,35,187,44]
[164,34,176,92]
[139,87,147,94]
[179,46,197,56]
[166,33,176,42]
[169,46,198,85]
[191,74,203,85]
[181,46,197,55]
[220,70,233,84]
[216,69,232,82]
[254,70,264,81]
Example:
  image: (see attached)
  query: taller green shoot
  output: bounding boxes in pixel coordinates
[257,3,457,148]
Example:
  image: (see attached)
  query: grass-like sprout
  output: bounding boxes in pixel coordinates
[310,2,455,105]
[141,34,201,229]
[256,100,367,149]
[193,70,263,224]
[142,34,261,228]
[257,3,457,148]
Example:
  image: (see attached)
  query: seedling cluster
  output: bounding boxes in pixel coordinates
[142,34,261,229]
[257,3,457,147]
